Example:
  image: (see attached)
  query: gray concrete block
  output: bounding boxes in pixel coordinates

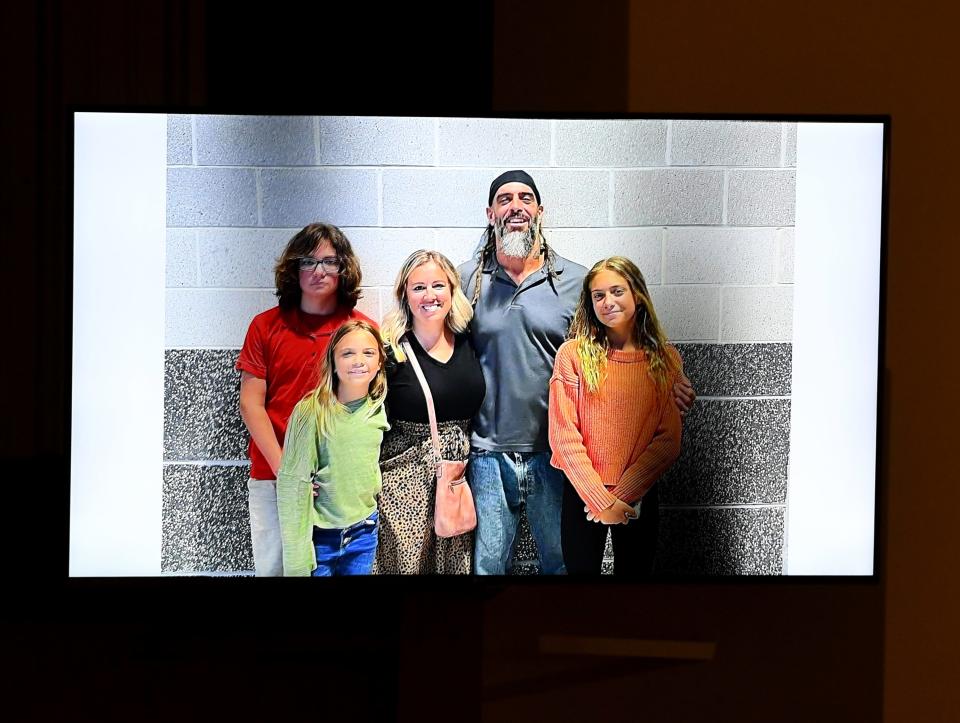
[555,119,667,167]
[721,286,793,342]
[659,399,790,505]
[162,463,253,573]
[197,228,294,287]
[671,120,781,167]
[260,168,378,228]
[167,114,193,165]
[437,118,551,167]
[675,342,792,397]
[655,506,784,575]
[664,227,778,284]
[382,169,492,227]
[164,349,248,461]
[166,289,276,347]
[546,228,663,284]
[167,167,258,227]
[319,116,435,166]
[347,227,446,287]
[377,287,396,324]
[649,285,721,341]
[777,227,794,283]
[527,169,609,227]
[431,227,495,270]
[166,229,197,287]
[194,115,314,166]
[784,123,797,166]
[355,286,381,322]
[613,169,723,225]
[727,170,796,226]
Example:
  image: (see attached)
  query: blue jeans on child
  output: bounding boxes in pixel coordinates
[469,450,566,575]
[311,511,379,576]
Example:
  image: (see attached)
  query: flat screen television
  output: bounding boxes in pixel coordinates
[69,113,885,579]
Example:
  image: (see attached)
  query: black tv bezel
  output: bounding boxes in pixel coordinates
[58,110,890,615]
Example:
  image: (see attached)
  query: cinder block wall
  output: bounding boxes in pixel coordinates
[164,116,795,575]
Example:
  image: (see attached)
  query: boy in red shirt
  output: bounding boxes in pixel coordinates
[236,223,374,576]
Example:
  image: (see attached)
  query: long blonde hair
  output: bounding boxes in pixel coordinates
[299,319,387,439]
[569,256,679,394]
[381,250,474,362]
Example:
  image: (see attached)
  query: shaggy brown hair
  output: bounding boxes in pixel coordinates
[274,223,363,310]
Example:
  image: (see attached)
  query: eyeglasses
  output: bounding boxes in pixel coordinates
[297,256,341,274]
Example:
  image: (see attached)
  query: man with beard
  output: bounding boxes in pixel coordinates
[458,170,589,575]
[460,170,694,575]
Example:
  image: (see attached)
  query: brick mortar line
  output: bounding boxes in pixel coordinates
[661,504,787,510]
[691,396,791,403]
[660,226,667,283]
[163,460,250,466]
[254,170,263,227]
[165,346,242,351]
[161,571,254,577]
[190,115,198,165]
[166,224,795,231]
[780,122,788,167]
[162,342,792,352]
[674,341,793,344]
[169,163,794,172]
[665,119,672,164]
[167,284,795,293]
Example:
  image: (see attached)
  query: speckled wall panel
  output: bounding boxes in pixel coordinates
[675,343,791,397]
[655,507,784,575]
[162,345,791,576]
[660,399,790,505]
[165,349,247,461]
[163,464,253,573]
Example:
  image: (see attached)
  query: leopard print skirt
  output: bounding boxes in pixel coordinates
[372,418,473,575]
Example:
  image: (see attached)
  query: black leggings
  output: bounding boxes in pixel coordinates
[560,479,659,576]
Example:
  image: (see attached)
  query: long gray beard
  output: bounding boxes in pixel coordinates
[496,216,540,259]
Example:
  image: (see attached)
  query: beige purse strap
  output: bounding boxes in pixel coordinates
[400,338,443,469]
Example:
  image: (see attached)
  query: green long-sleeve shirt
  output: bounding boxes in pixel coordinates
[276,395,390,577]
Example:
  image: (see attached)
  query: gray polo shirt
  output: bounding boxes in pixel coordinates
[459,250,587,453]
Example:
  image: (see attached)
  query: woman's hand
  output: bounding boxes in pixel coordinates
[584,499,637,525]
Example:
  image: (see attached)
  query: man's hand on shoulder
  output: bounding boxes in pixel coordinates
[674,372,696,418]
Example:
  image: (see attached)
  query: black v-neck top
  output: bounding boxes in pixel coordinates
[385,332,486,424]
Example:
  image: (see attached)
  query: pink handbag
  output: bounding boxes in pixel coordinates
[401,339,478,538]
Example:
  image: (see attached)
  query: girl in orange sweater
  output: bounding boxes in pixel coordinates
[548,256,683,575]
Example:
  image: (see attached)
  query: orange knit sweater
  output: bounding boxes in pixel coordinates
[548,339,682,514]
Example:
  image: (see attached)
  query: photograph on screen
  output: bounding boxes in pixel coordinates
[70,114,884,577]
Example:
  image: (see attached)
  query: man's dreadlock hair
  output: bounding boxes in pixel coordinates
[468,220,558,307]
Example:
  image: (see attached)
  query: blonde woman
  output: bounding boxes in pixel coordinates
[373,250,486,574]
[276,319,390,576]
[548,257,683,575]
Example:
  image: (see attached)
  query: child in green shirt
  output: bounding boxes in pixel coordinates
[276,320,390,576]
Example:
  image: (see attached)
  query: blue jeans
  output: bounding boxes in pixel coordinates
[312,511,379,576]
[469,450,566,575]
